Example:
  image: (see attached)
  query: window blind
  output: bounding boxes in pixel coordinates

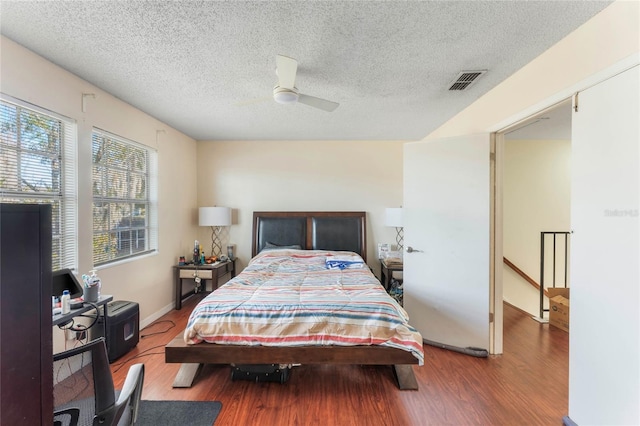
[0,94,78,270]
[92,128,157,266]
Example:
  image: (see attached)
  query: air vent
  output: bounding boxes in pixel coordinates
[448,70,487,91]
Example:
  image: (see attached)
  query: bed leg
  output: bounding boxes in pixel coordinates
[393,365,418,390]
[172,363,203,388]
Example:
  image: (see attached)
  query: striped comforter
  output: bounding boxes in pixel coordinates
[184,249,424,365]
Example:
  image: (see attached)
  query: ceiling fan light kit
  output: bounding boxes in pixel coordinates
[273,87,299,105]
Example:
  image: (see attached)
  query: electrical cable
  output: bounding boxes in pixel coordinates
[140,320,176,338]
[111,344,166,373]
[57,302,100,333]
[112,319,177,372]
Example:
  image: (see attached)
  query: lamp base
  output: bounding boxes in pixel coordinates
[395,227,404,252]
[210,226,223,258]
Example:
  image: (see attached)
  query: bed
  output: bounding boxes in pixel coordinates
[165,211,424,389]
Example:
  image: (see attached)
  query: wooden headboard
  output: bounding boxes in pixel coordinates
[252,211,367,261]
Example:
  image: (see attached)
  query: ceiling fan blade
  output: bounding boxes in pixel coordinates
[297,94,339,112]
[276,55,297,90]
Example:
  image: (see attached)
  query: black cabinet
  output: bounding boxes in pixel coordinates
[0,203,53,425]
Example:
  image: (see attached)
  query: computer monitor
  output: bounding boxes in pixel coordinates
[52,269,84,299]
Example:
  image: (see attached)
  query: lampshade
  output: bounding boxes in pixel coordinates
[384,208,403,228]
[199,207,231,227]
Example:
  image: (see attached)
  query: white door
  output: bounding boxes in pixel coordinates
[568,65,639,425]
[404,134,492,351]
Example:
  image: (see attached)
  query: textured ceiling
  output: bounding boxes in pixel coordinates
[0,1,611,141]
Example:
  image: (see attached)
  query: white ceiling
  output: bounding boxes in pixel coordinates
[0,1,611,141]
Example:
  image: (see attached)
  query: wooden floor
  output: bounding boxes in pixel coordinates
[111,295,569,425]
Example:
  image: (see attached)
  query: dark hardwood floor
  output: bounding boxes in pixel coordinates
[111,295,569,425]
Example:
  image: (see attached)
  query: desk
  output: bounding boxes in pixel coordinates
[53,295,113,335]
[173,259,236,310]
[380,260,403,291]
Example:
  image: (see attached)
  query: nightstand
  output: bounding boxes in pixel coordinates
[380,259,403,291]
[173,259,236,310]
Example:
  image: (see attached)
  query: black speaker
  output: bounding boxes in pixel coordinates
[89,300,139,363]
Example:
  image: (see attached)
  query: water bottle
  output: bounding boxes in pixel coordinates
[61,290,71,314]
[193,240,200,263]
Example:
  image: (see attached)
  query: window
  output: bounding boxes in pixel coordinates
[92,129,157,266]
[0,95,77,270]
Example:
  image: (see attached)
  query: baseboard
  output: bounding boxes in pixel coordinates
[562,415,578,426]
[140,301,175,330]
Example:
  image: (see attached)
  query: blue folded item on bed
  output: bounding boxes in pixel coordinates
[325,256,365,270]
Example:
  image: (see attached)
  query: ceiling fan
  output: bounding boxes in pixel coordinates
[239,55,339,112]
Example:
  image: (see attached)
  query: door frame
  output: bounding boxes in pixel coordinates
[487,54,639,355]
[489,133,503,354]
[490,100,569,354]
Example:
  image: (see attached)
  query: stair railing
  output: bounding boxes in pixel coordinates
[538,231,571,320]
[503,257,548,296]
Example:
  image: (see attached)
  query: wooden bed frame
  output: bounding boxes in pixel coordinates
[165,211,419,390]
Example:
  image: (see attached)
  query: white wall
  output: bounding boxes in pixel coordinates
[503,139,571,316]
[195,140,403,274]
[0,36,200,341]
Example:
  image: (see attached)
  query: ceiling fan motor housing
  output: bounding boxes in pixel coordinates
[273,86,299,104]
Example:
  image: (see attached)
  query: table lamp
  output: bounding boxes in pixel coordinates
[199,206,232,257]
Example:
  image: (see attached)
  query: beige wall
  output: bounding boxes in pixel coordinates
[503,139,571,316]
[0,36,199,340]
[196,140,403,274]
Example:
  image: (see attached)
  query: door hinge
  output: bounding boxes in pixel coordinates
[573,92,579,112]
[489,152,496,161]
[489,312,494,323]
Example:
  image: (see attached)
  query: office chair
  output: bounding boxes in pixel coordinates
[53,337,144,426]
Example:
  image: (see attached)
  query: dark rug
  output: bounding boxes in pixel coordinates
[136,400,222,426]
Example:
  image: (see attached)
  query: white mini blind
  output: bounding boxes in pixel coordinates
[0,94,78,270]
[91,128,157,266]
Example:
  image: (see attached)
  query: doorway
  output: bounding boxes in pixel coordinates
[499,100,572,319]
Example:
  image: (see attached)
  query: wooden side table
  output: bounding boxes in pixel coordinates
[380,259,403,291]
[173,259,236,310]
